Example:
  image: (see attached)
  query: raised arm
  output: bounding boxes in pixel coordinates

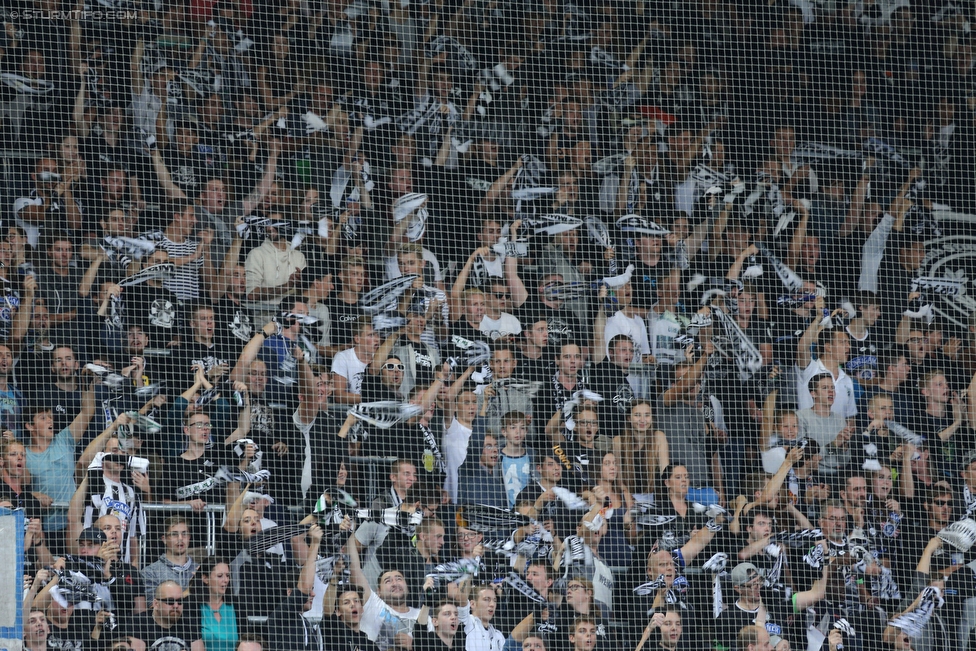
[149,149,189,201]
[794,562,831,610]
[758,447,803,503]
[786,200,811,269]
[297,525,323,594]
[796,295,824,369]
[67,375,97,441]
[131,38,147,96]
[10,274,36,355]
[760,389,778,452]
[346,527,373,601]
[241,139,280,214]
[230,321,276,383]
[295,349,319,425]
[506,220,528,307]
[369,330,402,375]
[72,62,91,138]
[223,481,251,534]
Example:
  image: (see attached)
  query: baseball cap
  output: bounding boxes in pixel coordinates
[77,526,107,543]
[731,562,761,587]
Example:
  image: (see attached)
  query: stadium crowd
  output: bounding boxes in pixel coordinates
[5,0,976,650]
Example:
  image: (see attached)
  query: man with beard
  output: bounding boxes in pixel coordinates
[588,334,638,436]
[347,523,422,651]
[36,345,83,434]
[124,580,204,651]
[142,517,199,603]
[376,517,447,607]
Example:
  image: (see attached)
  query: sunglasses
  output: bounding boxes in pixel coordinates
[383,363,405,371]
[157,598,183,605]
[933,499,952,506]
[492,292,510,299]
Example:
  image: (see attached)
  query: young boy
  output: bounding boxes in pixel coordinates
[499,411,533,507]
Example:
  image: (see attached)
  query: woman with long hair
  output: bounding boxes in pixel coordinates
[590,451,634,568]
[191,558,239,651]
[614,400,668,497]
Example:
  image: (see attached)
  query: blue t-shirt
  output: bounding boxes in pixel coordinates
[26,427,77,531]
[501,451,532,507]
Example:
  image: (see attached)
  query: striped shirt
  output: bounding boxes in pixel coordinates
[145,231,204,300]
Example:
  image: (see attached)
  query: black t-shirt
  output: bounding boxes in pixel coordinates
[49,610,98,650]
[0,478,45,519]
[631,259,673,312]
[410,626,461,651]
[325,296,363,351]
[99,559,146,619]
[515,350,550,385]
[712,590,795,651]
[587,360,635,436]
[160,454,228,540]
[265,592,319,651]
[212,297,253,362]
[173,335,233,384]
[375,535,431,607]
[214,529,290,621]
[124,612,201,651]
[319,615,380,651]
[123,285,183,349]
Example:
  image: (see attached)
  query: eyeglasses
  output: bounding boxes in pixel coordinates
[483,444,499,451]
[157,598,183,605]
[907,337,925,344]
[165,531,190,538]
[458,531,481,540]
[383,363,405,371]
[567,584,586,591]
[823,516,846,522]
[188,422,212,430]
[575,420,598,426]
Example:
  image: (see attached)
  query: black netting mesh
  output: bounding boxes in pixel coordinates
[5,2,976,651]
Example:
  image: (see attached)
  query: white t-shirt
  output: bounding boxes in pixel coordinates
[361,591,420,651]
[442,417,472,502]
[796,359,857,418]
[332,348,369,395]
[459,604,505,651]
[480,313,522,340]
